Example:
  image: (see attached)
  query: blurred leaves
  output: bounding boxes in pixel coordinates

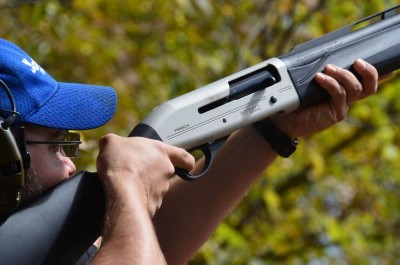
[1,0,400,264]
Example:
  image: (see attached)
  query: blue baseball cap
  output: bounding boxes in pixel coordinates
[0,38,117,130]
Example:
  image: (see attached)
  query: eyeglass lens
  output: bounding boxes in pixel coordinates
[61,132,80,157]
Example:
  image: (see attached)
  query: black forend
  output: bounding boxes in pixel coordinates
[280,5,400,108]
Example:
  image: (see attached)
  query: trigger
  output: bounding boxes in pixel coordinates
[174,137,227,181]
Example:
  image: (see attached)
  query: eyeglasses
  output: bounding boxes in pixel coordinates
[26,132,82,158]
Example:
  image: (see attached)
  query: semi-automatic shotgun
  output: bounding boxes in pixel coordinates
[1,5,400,264]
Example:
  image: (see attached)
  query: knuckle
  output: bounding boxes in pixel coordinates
[335,109,346,122]
[103,133,118,140]
[329,106,346,123]
[353,82,362,94]
[99,133,119,146]
[337,112,346,121]
[166,163,175,176]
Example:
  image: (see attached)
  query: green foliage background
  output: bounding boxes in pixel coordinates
[1,0,400,264]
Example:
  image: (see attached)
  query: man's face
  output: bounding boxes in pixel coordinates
[24,124,77,197]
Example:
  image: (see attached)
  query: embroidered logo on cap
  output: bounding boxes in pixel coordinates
[22,58,45,75]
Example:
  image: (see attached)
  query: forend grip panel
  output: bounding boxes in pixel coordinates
[280,5,400,109]
[283,42,400,109]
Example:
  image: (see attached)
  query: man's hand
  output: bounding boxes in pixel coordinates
[96,134,194,216]
[94,135,194,264]
[271,59,379,138]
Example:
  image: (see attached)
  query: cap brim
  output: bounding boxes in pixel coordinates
[25,82,117,130]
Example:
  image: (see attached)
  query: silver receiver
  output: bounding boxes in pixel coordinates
[130,58,300,180]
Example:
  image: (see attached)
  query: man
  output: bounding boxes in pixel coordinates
[0,37,378,264]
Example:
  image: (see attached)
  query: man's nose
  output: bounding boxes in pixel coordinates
[64,157,77,176]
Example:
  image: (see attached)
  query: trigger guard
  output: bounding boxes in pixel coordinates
[174,138,227,181]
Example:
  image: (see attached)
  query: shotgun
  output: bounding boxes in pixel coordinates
[1,5,400,264]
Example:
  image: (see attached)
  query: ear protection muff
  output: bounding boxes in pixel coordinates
[0,79,28,218]
[0,117,24,217]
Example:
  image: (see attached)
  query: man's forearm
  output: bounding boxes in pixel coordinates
[92,215,166,265]
[154,126,278,265]
[92,171,167,265]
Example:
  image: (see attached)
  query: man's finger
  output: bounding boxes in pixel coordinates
[167,146,195,172]
[353,59,378,99]
[323,64,362,105]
